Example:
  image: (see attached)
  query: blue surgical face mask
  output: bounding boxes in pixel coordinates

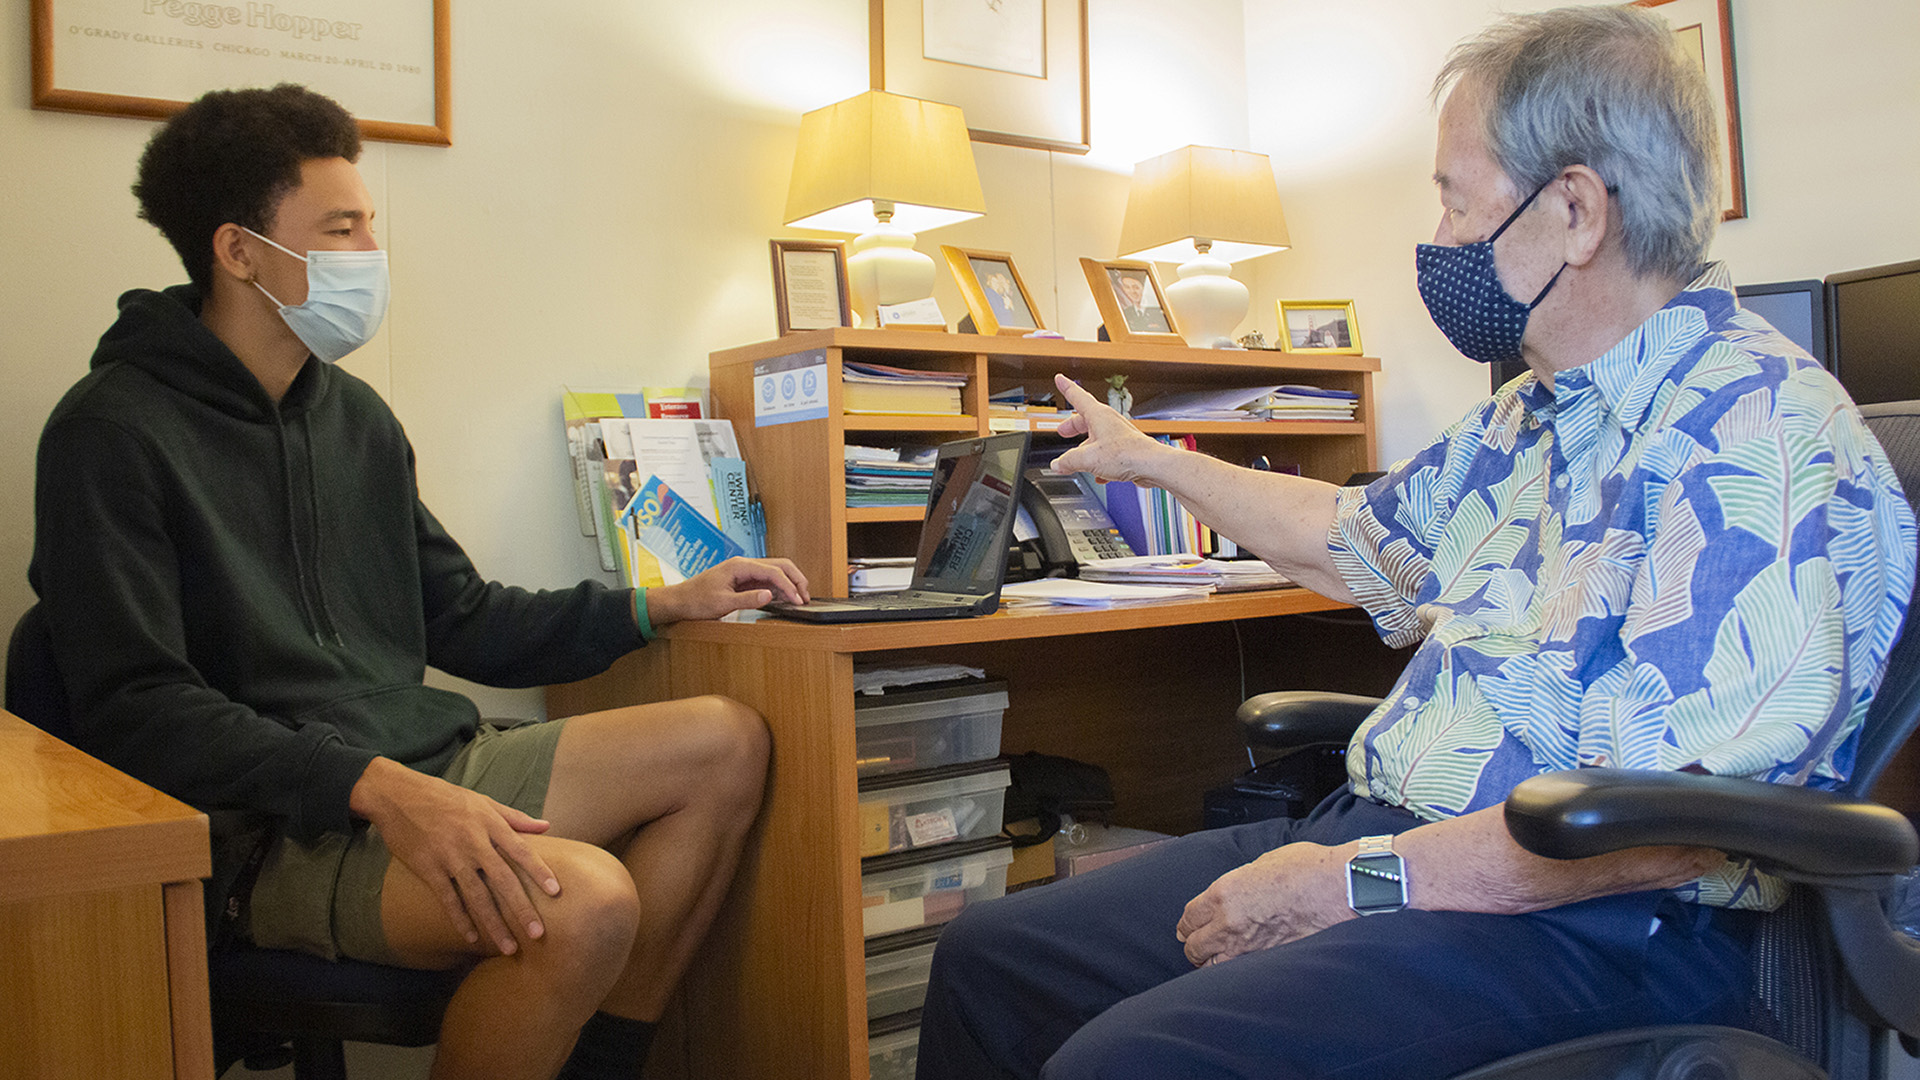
[1415,181,1567,366]
[244,227,390,364]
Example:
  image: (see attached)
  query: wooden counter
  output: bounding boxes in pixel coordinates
[0,710,213,1080]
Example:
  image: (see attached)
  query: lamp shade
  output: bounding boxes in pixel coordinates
[1116,146,1290,264]
[784,91,987,235]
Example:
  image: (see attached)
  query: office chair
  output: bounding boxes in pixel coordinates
[5,603,465,1080]
[1235,399,1920,1080]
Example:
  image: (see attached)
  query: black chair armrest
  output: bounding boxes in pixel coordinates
[1237,691,1383,751]
[1504,768,1918,877]
[1508,768,1920,1042]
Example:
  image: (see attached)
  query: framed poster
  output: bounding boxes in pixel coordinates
[872,0,1089,154]
[30,0,451,146]
[942,245,1043,336]
[1632,0,1745,220]
[770,239,852,336]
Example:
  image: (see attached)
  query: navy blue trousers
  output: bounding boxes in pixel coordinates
[915,793,1754,1080]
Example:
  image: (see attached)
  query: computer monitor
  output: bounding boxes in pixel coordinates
[1735,279,1828,369]
[1828,259,1920,406]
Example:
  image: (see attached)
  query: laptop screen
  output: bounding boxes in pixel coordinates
[912,432,1031,595]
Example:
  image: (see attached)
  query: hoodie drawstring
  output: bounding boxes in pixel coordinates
[277,411,343,648]
[301,413,344,647]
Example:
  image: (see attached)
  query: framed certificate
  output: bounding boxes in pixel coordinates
[30,0,451,145]
[770,239,853,336]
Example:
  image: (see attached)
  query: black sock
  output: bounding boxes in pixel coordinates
[556,1011,657,1080]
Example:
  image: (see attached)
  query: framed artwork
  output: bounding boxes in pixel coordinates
[871,0,1089,154]
[1632,0,1746,220]
[770,239,853,336]
[1080,258,1182,345]
[942,246,1043,336]
[1277,300,1362,356]
[30,0,451,146]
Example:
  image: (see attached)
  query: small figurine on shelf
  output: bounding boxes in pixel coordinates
[1237,330,1276,350]
[1106,374,1133,417]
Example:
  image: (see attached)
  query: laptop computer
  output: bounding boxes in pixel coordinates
[767,431,1032,623]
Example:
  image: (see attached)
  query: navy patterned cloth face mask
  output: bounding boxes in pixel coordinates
[1415,180,1566,366]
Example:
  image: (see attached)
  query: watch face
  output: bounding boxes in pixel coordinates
[1349,854,1406,914]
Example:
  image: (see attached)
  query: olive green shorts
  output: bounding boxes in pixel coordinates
[244,717,570,965]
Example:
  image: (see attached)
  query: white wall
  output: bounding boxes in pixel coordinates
[1241,0,1920,467]
[0,0,1247,713]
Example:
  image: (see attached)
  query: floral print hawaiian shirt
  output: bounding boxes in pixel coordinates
[1329,263,1916,908]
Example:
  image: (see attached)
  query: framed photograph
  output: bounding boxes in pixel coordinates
[30,0,451,146]
[1632,0,1745,220]
[770,239,852,336]
[871,0,1089,154]
[942,246,1043,337]
[1277,300,1363,356]
[1080,257,1182,345]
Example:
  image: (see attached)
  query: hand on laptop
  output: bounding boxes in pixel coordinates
[649,557,811,625]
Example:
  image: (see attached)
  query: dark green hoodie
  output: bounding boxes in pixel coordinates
[30,285,641,845]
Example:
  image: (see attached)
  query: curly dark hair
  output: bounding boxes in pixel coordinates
[133,84,362,290]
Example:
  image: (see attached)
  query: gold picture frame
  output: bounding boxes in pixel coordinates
[1081,258,1183,345]
[1277,300,1363,356]
[943,246,1044,337]
[30,0,452,146]
[1632,0,1746,220]
[770,239,852,336]
[872,0,1090,154]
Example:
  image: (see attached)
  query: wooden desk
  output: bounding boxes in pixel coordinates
[548,588,1356,1080]
[0,711,213,1080]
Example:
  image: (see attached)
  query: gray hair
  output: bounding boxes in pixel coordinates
[1433,5,1721,282]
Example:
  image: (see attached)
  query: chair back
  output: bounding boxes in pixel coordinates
[1848,401,1920,798]
[1744,401,1920,1074]
[5,604,74,741]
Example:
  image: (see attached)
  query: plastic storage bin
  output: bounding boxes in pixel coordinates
[862,837,1014,938]
[868,1012,921,1080]
[857,761,1011,858]
[865,926,941,1021]
[855,679,1008,778]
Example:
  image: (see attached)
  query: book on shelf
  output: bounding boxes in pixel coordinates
[841,361,968,415]
[1096,437,1240,558]
[845,444,936,508]
[843,380,964,415]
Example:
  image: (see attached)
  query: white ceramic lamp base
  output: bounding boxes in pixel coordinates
[847,222,936,328]
[1164,251,1248,349]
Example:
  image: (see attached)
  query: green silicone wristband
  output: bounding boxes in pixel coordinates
[633,588,657,642]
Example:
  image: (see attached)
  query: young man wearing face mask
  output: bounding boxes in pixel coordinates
[914,8,1915,1080]
[30,85,813,1080]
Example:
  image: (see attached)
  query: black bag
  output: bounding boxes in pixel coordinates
[1001,752,1115,848]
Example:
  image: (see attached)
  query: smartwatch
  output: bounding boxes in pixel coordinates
[1346,835,1408,916]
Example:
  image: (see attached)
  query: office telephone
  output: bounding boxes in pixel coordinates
[1018,468,1135,573]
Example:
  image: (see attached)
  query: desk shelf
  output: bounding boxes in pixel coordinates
[709,329,1380,596]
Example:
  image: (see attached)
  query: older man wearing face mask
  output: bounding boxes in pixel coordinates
[912,8,1915,1080]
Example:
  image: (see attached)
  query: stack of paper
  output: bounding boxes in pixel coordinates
[1248,385,1360,421]
[846,445,937,508]
[848,556,916,593]
[1077,555,1292,593]
[842,361,969,415]
[1000,578,1214,608]
[1133,386,1278,422]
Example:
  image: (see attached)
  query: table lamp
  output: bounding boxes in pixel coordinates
[1116,146,1291,348]
[784,91,987,327]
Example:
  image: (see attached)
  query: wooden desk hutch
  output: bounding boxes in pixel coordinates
[550,331,1381,1079]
